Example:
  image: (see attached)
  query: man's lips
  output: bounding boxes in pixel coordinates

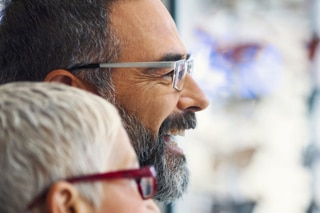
[164,129,185,155]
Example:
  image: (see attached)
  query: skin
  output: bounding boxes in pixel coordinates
[94,127,160,213]
[110,0,208,133]
[107,0,209,200]
[45,0,209,202]
[45,127,160,213]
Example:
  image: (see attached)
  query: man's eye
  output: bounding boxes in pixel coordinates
[163,70,174,79]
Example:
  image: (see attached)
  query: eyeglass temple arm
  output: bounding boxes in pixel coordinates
[66,166,156,183]
[69,61,181,71]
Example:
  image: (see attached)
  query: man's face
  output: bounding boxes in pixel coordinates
[108,0,209,202]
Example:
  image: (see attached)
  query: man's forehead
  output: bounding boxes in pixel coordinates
[110,0,176,36]
[109,0,187,62]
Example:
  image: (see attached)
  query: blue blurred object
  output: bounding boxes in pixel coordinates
[192,28,283,101]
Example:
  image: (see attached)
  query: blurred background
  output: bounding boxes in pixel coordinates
[162,0,320,212]
[1,0,320,212]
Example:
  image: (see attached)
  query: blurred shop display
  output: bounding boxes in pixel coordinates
[174,0,314,212]
[306,1,320,213]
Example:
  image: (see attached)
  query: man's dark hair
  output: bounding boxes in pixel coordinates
[0,0,119,94]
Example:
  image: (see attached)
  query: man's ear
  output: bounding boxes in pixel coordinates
[44,69,97,93]
[45,69,81,87]
[46,181,89,213]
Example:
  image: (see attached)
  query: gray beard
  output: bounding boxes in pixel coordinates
[116,106,195,203]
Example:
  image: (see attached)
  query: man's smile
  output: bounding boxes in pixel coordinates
[160,111,197,156]
[164,130,185,155]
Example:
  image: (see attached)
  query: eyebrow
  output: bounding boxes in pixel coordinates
[139,53,191,75]
[158,53,190,62]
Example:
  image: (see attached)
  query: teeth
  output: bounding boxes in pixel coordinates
[168,129,185,136]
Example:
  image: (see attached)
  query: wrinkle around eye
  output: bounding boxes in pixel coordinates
[162,69,174,80]
[143,68,173,80]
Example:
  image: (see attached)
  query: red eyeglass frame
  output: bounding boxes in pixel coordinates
[27,166,157,210]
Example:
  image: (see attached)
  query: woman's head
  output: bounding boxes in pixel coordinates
[0,82,159,213]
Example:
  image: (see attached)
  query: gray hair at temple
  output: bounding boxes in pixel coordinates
[0,82,122,213]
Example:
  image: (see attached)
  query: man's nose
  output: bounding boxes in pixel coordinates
[177,74,209,112]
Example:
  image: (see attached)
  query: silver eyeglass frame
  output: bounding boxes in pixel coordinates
[69,59,194,91]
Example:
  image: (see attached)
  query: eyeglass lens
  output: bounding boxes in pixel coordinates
[137,177,155,199]
[174,60,193,90]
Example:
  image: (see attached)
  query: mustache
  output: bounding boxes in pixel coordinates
[139,111,196,165]
[159,111,197,135]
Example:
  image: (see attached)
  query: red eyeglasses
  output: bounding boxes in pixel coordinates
[27,166,157,210]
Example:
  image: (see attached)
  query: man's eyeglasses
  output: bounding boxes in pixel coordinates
[69,59,194,91]
[27,166,157,210]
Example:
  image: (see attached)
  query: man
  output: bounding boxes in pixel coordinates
[0,82,159,213]
[0,0,209,202]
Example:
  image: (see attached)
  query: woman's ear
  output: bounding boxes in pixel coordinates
[46,181,91,213]
[44,69,97,94]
